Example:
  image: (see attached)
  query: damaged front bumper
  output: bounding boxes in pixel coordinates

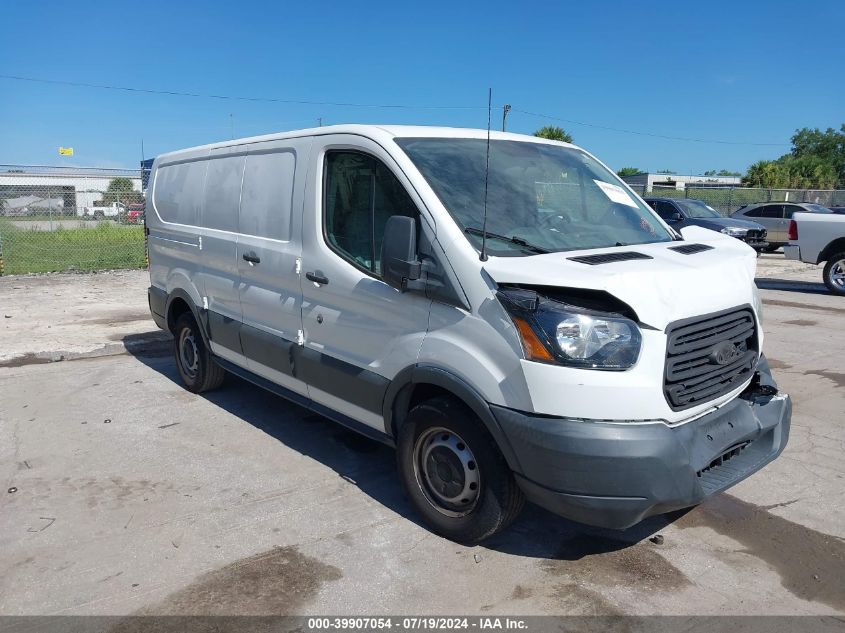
[491,356,791,529]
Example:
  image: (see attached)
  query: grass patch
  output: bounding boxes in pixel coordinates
[0,220,145,274]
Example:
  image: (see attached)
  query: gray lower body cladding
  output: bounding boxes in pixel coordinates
[491,360,791,530]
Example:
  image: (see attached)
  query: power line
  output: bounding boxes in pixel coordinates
[511,108,789,147]
[1,73,791,146]
[0,74,485,110]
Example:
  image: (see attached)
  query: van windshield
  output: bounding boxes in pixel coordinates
[395,138,672,256]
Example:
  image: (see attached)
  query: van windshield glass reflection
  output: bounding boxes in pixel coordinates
[396,138,672,256]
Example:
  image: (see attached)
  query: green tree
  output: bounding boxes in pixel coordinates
[616,167,641,178]
[743,160,789,188]
[743,124,845,188]
[99,177,143,206]
[533,126,573,143]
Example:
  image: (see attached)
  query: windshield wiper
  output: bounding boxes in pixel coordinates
[464,227,549,254]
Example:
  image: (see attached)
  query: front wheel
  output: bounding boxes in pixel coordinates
[823,253,845,296]
[397,396,524,543]
[173,312,225,393]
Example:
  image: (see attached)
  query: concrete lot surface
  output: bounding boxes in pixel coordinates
[0,270,168,365]
[0,255,843,616]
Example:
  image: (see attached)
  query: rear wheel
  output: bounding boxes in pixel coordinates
[174,312,225,393]
[823,253,845,296]
[397,396,524,543]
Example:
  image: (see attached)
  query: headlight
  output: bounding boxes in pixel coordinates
[721,226,747,237]
[498,289,642,370]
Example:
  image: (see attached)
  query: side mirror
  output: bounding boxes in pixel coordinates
[381,215,421,291]
[669,212,684,223]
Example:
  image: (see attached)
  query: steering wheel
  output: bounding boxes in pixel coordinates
[536,210,571,231]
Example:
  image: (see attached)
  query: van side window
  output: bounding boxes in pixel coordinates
[240,151,296,241]
[324,152,419,275]
[203,155,244,232]
[154,160,207,225]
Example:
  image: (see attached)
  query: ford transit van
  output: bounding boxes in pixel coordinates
[146,125,791,543]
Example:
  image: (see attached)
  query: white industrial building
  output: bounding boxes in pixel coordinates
[621,172,741,193]
[0,165,142,215]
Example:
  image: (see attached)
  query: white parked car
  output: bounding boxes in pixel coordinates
[145,125,791,543]
[78,201,126,219]
[784,212,845,295]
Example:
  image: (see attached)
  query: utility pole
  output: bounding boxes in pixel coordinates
[318,117,323,127]
[229,113,234,139]
[502,104,511,132]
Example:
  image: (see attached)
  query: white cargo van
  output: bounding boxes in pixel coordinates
[146,125,791,543]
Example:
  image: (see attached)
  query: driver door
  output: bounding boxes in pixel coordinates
[298,135,434,430]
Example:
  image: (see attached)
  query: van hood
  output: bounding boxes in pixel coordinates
[482,226,758,330]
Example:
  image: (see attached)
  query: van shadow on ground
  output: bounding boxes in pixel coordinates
[128,344,679,560]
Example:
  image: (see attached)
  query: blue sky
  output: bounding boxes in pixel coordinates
[1,0,843,173]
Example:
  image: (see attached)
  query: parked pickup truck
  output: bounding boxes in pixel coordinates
[784,212,845,295]
[78,201,126,219]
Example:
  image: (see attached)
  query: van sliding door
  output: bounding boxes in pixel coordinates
[200,150,246,358]
[236,139,310,397]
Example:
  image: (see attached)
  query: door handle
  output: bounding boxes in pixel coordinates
[306,271,329,285]
[242,252,261,264]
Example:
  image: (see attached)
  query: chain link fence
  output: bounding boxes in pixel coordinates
[2,164,845,275]
[0,165,147,275]
[626,184,845,216]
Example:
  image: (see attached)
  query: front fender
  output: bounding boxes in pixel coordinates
[383,364,524,475]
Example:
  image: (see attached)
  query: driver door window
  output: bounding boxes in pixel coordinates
[324,152,419,276]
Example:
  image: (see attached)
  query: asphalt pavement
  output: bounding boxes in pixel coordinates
[0,256,843,616]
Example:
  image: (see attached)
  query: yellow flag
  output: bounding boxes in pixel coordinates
[59,147,74,156]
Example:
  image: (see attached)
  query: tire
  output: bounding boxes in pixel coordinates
[763,244,781,253]
[173,312,225,393]
[823,253,845,296]
[94,211,104,220]
[397,396,524,544]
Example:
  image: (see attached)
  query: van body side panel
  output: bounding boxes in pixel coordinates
[300,134,433,430]
[147,153,207,318]
[199,149,246,345]
[236,139,310,395]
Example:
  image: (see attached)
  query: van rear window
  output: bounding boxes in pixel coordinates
[153,161,207,226]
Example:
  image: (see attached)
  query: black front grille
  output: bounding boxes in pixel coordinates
[664,306,758,410]
[568,252,652,265]
[745,229,767,241]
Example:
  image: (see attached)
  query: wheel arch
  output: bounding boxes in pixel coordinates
[165,289,210,345]
[383,365,523,474]
[818,238,845,264]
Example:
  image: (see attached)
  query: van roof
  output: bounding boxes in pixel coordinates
[154,124,580,161]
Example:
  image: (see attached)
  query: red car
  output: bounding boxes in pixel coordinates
[126,203,145,224]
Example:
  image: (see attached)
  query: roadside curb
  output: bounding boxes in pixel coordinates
[0,331,172,368]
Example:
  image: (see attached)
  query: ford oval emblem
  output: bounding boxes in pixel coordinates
[709,341,741,365]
